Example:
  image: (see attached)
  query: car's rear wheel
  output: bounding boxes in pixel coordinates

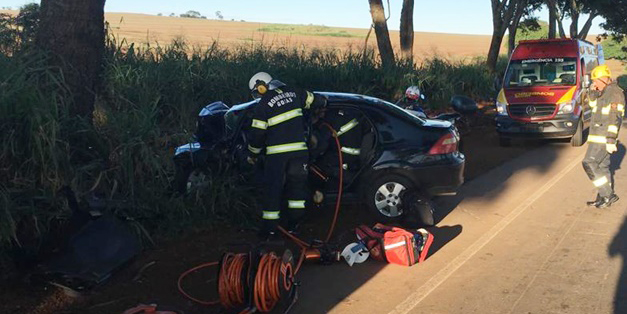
[364,174,415,222]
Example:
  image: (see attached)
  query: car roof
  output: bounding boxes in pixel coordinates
[316,91,396,107]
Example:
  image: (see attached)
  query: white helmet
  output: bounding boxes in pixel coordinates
[405,85,421,101]
[341,242,370,266]
[248,72,273,91]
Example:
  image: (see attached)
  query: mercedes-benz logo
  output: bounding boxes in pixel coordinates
[526,105,537,116]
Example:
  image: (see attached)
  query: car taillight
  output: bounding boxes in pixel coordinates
[428,132,458,155]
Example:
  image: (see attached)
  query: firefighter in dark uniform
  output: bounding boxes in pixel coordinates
[316,109,365,179]
[246,72,325,237]
[583,65,625,208]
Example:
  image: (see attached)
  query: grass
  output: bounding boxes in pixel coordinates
[257,24,364,38]
[0,34,507,278]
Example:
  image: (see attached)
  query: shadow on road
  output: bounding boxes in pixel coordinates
[434,140,566,223]
[609,216,627,314]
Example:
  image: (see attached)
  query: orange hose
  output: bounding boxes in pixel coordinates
[177,262,220,306]
[253,252,283,312]
[219,253,248,309]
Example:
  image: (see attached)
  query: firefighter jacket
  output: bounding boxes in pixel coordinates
[316,109,364,171]
[588,82,626,145]
[248,86,324,156]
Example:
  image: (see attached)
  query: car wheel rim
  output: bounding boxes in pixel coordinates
[187,170,209,193]
[374,182,406,217]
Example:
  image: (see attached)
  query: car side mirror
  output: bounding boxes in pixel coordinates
[583,75,591,89]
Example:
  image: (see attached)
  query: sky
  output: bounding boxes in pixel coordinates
[2,0,607,36]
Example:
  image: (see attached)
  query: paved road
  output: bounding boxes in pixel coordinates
[294,129,627,314]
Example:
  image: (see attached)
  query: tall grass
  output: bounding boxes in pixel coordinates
[0,35,506,276]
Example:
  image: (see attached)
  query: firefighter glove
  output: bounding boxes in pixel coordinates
[607,143,618,154]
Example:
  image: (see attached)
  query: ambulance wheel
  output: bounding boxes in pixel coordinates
[570,118,584,147]
[364,174,415,222]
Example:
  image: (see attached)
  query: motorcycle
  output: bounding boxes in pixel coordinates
[397,87,478,137]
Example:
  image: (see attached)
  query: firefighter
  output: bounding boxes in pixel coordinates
[246,72,325,237]
[315,108,365,179]
[583,65,626,208]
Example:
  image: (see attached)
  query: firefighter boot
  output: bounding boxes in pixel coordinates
[596,194,620,209]
[587,194,603,207]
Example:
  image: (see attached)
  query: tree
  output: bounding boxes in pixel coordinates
[487,0,530,72]
[368,0,395,68]
[507,0,543,56]
[37,0,106,119]
[180,10,202,19]
[589,0,627,52]
[545,0,597,39]
[215,11,223,20]
[399,0,414,62]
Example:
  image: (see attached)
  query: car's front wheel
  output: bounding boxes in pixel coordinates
[364,174,415,222]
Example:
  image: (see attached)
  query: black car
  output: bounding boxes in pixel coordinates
[173,92,466,225]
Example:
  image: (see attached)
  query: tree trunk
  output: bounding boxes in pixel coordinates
[487,30,506,73]
[577,13,596,40]
[569,0,579,39]
[546,0,557,39]
[508,23,518,57]
[368,0,395,68]
[488,0,527,72]
[400,0,414,62]
[555,4,567,38]
[37,0,106,120]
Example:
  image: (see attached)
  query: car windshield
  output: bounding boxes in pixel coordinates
[505,57,578,87]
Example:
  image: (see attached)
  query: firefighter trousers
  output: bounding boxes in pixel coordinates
[582,143,614,198]
[261,152,309,231]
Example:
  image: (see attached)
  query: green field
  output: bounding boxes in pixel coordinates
[257,24,365,38]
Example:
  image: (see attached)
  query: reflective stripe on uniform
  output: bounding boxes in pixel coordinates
[337,119,359,136]
[602,105,611,115]
[593,176,609,187]
[618,104,625,113]
[341,147,361,155]
[248,145,262,154]
[588,135,607,144]
[305,91,314,109]
[262,210,280,220]
[251,119,268,130]
[266,142,307,155]
[267,108,303,127]
[608,125,619,134]
[288,200,306,209]
[590,100,597,108]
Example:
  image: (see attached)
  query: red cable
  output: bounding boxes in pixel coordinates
[321,122,343,243]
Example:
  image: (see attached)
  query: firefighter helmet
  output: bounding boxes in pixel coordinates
[249,72,273,96]
[405,86,421,101]
[591,65,611,80]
